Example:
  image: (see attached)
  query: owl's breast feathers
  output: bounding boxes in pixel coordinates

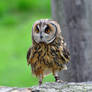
[27,37,70,76]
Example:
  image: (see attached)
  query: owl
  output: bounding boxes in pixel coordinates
[27,19,70,85]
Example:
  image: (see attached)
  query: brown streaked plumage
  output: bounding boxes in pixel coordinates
[27,19,70,85]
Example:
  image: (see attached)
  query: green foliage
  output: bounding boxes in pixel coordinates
[0,0,54,87]
[0,2,6,17]
[1,16,18,26]
[0,0,50,14]
[17,0,32,11]
[17,0,50,12]
[0,0,51,25]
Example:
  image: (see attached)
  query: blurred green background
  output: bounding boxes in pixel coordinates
[0,0,54,87]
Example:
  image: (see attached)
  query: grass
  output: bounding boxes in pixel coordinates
[0,0,55,87]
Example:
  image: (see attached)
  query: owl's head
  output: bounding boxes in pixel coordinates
[32,19,61,44]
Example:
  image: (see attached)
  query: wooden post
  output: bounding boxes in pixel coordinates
[51,0,92,82]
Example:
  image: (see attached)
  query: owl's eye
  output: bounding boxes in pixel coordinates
[45,26,50,34]
[35,26,39,33]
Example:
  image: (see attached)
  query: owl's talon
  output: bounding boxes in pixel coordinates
[55,76,59,82]
[55,76,64,83]
[39,80,42,86]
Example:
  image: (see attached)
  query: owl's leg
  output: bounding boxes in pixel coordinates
[39,75,43,86]
[54,71,59,82]
[53,71,63,82]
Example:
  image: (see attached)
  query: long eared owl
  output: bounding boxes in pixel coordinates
[27,19,70,85]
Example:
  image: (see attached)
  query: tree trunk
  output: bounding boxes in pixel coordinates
[51,0,92,82]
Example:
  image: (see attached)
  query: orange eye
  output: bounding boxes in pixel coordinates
[36,29,39,33]
[45,26,50,34]
[45,29,50,34]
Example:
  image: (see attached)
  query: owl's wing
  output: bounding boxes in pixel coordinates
[62,44,70,63]
[60,38,70,64]
[27,47,32,65]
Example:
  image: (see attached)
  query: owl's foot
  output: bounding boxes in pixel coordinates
[54,76,64,83]
[39,80,42,86]
[39,75,43,86]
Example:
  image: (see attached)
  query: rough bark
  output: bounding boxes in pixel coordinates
[51,0,92,82]
[0,82,92,92]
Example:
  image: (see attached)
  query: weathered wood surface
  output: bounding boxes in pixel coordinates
[0,82,92,92]
[51,0,92,82]
[0,86,32,92]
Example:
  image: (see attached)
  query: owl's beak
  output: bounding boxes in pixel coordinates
[40,32,43,39]
[40,35,43,39]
